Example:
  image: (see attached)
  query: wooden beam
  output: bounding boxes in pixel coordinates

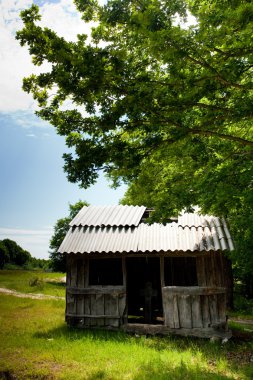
[67,286,126,295]
[121,323,232,339]
[66,313,121,319]
[162,286,226,296]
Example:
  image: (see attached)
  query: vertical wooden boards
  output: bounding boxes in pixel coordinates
[90,294,97,326]
[162,286,227,331]
[67,256,77,316]
[84,294,91,326]
[196,257,206,286]
[191,295,203,328]
[89,293,105,326]
[76,259,84,321]
[217,293,226,322]
[209,294,218,325]
[105,294,119,327]
[201,295,211,327]
[95,293,105,326]
[178,295,192,329]
[160,257,165,288]
[118,294,127,324]
[122,257,126,287]
[173,295,180,328]
[162,291,175,328]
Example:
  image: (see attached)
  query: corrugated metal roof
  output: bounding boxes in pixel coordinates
[70,205,146,227]
[59,209,234,254]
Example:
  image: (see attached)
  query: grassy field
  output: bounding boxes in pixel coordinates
[0,270,252,380]
[0,270,65,297]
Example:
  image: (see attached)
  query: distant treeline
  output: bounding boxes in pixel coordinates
[0,239,50,270]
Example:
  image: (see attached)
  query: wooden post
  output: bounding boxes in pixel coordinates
[160,257,165,288]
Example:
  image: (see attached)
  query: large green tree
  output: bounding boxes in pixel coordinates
[17,1,253,288]
[49,200,88,272]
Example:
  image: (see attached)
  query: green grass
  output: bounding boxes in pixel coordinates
[0,271,252,379]
[0,270,65,297]
[0,294,252,380]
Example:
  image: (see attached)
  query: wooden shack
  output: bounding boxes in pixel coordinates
[59,205,234,338]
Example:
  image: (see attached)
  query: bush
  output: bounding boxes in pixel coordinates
[29,277,44,290]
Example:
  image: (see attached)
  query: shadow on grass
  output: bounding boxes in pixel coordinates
[34,324,130,343]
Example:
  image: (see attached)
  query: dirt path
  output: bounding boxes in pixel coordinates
[0,287,64,300]
[229,317,253,325]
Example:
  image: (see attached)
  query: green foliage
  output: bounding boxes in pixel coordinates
[0,242,9,269]
[17,1,253,287]
[49,200,88,272]
[0,239,32,268]
[28,276,44,290]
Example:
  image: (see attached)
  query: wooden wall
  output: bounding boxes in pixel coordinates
[162,286,227,330]
[196,252,233,308]
[66,255,127,327]
[65,252,232,330]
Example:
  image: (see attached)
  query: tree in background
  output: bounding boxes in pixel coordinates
[17,1,253,292]
[49,200,88,272]
[0,239,31,268]
[0,242,10,269]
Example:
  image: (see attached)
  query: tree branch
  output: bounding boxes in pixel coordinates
[189,129,253,146]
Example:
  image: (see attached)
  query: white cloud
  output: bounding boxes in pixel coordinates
[26,133,36,137]
[0,226,53,259]
[0,0,94,113]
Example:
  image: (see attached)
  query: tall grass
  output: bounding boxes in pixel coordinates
[0,294,252,380]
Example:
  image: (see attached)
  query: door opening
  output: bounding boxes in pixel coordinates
[126,257,163,324]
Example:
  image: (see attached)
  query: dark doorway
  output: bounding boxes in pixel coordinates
[126,257,163,324]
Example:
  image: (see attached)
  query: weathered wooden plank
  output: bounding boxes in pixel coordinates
[196,257,206,286]
[76,260,84,319]
[66,256,71,287]
[191,295,203,328]
[118,294,127,318]
[70,257,78,287]
[84,294,91,326]
[201,295,211,328]
[173,295,180,328]
[160,257,165,288]
[90,294,97,326]
[162,286,226,296]
[210,253,218,287]
[67,286,126,295]
[214,254,222,287]
[178,295,192,328]
[121,324,232,339]
[217,293,226,322]
[218,253,225,286]
[76,295,84,318]
[122,257,127,287]
[66,314,121,319]
[104,294,119,327]
[207,254,215,286]
[162,290,175,328]
[96,293,105,326]
[209,294,218,325]
[84,259,89,287]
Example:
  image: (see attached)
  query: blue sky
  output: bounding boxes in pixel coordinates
[0,0,126,259]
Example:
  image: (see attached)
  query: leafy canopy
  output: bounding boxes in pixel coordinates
[17,1,253,281]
